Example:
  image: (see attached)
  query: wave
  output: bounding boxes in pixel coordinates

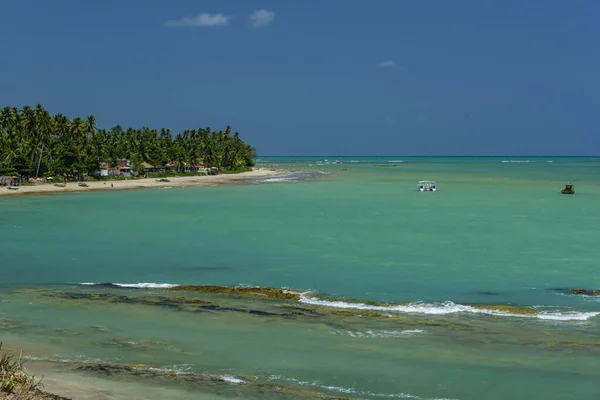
[298,295,600,321]
[335,329,425,339]
[253,170,328,184]
[78,282,180,289]
[219,375,247,384]
[75,283,599,321]
[260,177,299,183]
[267,375,455,399]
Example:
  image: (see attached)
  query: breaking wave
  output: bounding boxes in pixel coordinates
[75,283,600,322]
[78,282,180,289]
[267,374,457,399]
[260,177,300,183]
[334,329,425,338]
[298,294,599,321]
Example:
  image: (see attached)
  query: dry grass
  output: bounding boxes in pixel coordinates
[0,343,69,400]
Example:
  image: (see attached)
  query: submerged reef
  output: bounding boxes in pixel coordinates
[0,319,18,331]
[170,285,303,301]
[472,305,537,315]
[74,363,354,400]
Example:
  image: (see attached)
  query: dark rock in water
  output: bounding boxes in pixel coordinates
[44,292,216,310]
[43,291,299,319]
[549,288,600,296]
[477,291,501,296]
[247,309,279,317]
[569,289,600,296]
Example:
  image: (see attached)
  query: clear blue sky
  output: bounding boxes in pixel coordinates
[1,0,598,156]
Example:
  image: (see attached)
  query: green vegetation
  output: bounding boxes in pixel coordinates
[145,171,206,178]
[0,104,256,180]
[0,343,38,396]
[220,167,253,174]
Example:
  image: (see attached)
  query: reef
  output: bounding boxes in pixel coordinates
[569,289,600,296]
[0,319,18,331]
[169,285,303,301]
[538,341,600,352]
[42,291,306,318]
[100,338,179,352]
[75,363,354,399]
[549,288,600,296]
[472,305,537,315]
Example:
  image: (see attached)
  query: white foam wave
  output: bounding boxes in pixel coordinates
[267,375,454,399]
[260,177,299,183]
[341,329,425,339]
[220,375,246,384]
[113,283,179,289]
[148,366,193,375]
[299,295,599,321]
[536,311,600,321]
[78,282,179,289]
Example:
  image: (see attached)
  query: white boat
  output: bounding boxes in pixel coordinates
[418,180,436,192]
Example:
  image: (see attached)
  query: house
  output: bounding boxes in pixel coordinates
[163,158,205,173]
[118,159,132,177]
[141,162,164,173]
[97,162,112,177]
[94,159,133,177]
[164,163,178,172]
[186,159,204,173]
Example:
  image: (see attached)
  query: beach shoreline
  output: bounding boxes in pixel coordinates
[0,168,289,198]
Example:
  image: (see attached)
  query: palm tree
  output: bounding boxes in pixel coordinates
[0,104,257,178]
[34,107,53,178]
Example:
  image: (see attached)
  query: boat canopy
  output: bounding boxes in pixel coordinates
[418,181,436,184]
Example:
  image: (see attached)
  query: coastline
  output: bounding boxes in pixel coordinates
[0,168,289,198]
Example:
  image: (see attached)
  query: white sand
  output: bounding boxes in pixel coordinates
[0,168,288,197]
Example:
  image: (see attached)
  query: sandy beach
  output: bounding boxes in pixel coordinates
[0,168,288,197]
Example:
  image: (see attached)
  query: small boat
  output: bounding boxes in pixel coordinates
[418,180,437,192]
[156,178,171,183]
[561,184,574,194]
[78,182,89,187]
[6,186,19,191]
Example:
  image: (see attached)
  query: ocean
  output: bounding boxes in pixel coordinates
[1,156,599,399]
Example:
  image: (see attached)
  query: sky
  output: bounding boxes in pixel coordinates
[0,0,598,156]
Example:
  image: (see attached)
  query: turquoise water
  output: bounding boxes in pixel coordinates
[1,157,600,399]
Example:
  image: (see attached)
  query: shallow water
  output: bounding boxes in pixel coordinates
[1,157,600,399]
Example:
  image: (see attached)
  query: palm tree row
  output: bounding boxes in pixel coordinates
[0,104,256,179]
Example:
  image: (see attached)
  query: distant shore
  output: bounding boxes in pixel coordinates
[0,168,288,197]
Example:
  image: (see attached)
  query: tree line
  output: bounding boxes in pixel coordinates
[0,104,256,179]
